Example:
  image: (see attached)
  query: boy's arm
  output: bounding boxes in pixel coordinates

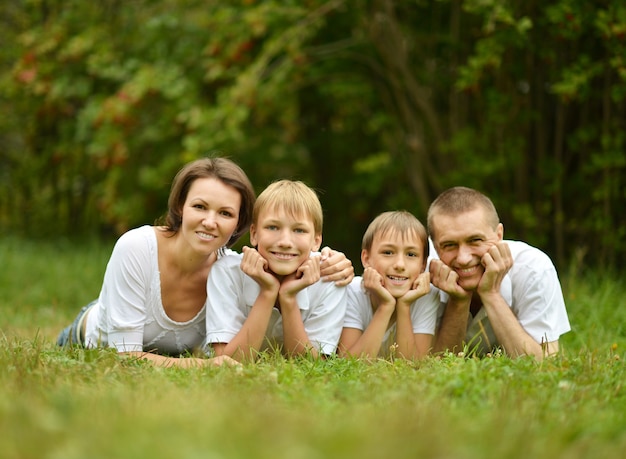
[338,268,395,359]
[429,259,472,354]
[338,303,395,359]
[279,256,322,357]
[280,299,318,357]
[395,272,432,359]
[209,247,279,362]
[395,306,433,359]
[213,288,277,362]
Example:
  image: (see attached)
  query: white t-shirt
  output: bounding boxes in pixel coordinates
[204,252,347,355]
[429,239,571,354]
[84,225,226,355]
[343,277,440,358]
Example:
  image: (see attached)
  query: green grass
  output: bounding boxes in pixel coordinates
[1,237,625,459]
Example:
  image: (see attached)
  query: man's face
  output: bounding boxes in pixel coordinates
[431,207,503,291]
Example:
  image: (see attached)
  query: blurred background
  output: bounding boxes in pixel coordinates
[1,0,624,270]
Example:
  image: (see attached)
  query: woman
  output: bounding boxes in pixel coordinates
[57,157,354,367]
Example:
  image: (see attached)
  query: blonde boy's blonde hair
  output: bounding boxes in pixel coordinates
[253,180,323,234]
[361,210,428,258]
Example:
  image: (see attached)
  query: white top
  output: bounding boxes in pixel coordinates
[430,239,571,354]
[343,277,441,358]
[84,225,228,355]
[204,252,347,355]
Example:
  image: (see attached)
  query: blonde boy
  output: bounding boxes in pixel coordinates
[205,180,347,361]
[338,211,439,360]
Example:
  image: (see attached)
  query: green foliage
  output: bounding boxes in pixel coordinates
[1,0,625,268]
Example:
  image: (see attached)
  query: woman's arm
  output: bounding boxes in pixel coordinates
[121,352,239,368]
[320,247,354,286]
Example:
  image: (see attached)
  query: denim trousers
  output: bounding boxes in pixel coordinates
[56,301,96,347]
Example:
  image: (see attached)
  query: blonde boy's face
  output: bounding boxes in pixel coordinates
[249,206,322,277]
[361,229,426,299]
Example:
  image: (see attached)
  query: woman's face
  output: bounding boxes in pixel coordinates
[180,177,242,255]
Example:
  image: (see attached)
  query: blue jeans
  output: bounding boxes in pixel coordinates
[56,301,96,347]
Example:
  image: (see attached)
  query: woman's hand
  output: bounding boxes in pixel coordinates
[320,247,354,286]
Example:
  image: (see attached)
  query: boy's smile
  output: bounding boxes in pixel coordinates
[250,207,322,277]
[361,229,426,298]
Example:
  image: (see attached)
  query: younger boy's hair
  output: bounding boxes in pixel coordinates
[362,210,428,258]
[253,180,323,234]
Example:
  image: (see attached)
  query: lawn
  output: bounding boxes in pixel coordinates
[1,237,624,459]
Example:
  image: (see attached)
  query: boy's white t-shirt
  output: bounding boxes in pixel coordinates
[343,277,440,358]
[204,251,347,355]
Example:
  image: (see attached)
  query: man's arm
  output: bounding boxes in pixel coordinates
[477,242,560,359]
[479,291,558,359]
[432,296,471,354]
[429,259,472,354]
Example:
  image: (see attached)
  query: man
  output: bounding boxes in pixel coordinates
[427,186,570,359]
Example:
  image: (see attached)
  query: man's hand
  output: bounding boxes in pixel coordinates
[320,247,354,286]
[477,242,513,296]
[429,259,471,302]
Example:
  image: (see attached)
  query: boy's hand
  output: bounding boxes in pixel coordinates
[429,259,471,302]
[362,267,395,309]
[279,255,321,299]
[398,271,431,305]
[320,247,354,286]
[240,246,279,292]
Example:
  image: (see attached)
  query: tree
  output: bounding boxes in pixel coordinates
[1,0,625,269]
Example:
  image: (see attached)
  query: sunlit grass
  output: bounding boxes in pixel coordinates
[0,237,625,459]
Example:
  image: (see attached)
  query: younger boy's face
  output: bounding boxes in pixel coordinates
[361,230,426,299]
[250,206,322,277]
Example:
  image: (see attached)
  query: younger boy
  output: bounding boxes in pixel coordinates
[338,211,439,360]
[204,180,347,361]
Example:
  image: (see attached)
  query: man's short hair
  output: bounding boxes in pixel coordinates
[427,186,500,238]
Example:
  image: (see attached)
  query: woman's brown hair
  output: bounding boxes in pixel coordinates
[162,157,256,247]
